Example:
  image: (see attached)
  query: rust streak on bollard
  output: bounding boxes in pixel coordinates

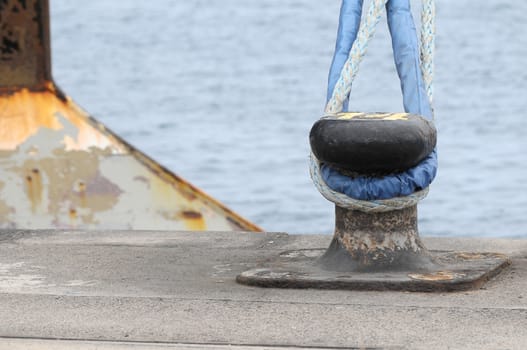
[319,205,436,272]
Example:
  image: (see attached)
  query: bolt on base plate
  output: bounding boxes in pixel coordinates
[236,249,510,292]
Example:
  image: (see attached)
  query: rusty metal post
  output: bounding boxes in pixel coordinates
[0,0,51,90]
[237,200,511,292]
[318,205,436,272]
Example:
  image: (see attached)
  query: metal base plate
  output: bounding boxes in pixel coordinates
[236,249,511,292]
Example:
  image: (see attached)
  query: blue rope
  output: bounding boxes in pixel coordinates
[323,0,437,201]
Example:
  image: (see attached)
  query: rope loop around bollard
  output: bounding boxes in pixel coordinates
[309,153,428,213]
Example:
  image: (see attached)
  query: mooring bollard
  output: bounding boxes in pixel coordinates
[319,205,436,272]
[237,113,511,292]
[312,112,437,273]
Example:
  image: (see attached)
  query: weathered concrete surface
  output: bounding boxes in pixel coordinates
[0,230,525,349]
[0,338,350,350]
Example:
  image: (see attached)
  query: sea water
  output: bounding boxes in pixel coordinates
[50,0,527,237]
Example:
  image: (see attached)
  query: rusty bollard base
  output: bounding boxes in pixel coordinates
[237,206,510,292]
[236,249,510,292]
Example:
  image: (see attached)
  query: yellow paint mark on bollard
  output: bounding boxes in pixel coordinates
[408,271,466,281]
[335,112,365,120]
[336,112,410,121]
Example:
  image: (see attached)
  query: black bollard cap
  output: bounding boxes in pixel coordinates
[309,112,437,174]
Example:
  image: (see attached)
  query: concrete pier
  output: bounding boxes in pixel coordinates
[0,229,525,349]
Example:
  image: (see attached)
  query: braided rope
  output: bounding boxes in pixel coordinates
[325,0,389,115]
[313,0,436,212]
[420,0,435,107]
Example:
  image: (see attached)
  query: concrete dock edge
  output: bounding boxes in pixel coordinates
[0,230,525,349]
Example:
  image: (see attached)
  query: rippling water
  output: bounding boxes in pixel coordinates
[50,1,527,237]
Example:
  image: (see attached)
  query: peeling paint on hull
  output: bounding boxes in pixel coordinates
[0,87,262,231]
[0,0,262,232]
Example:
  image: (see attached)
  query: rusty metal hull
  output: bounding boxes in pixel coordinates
[0,0,261,231]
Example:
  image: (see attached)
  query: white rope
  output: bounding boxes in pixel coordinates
[420,0,435,107]
[313,0,436,212]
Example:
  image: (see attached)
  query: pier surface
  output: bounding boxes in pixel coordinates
[0,230,525,349]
